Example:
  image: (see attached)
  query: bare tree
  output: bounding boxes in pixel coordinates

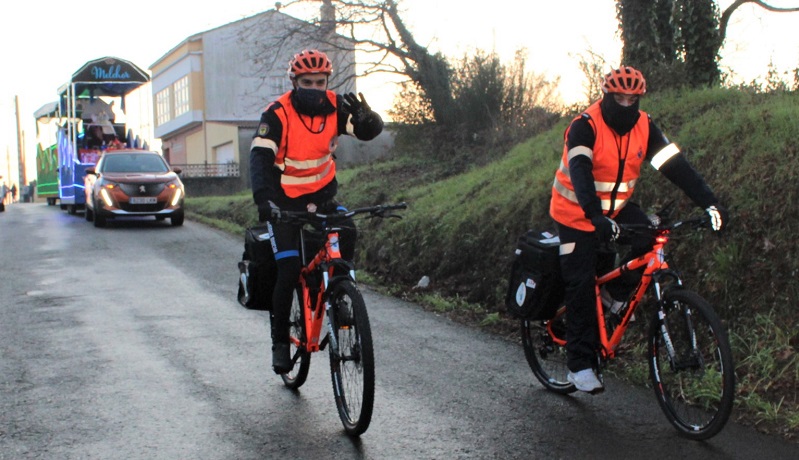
[574,48,610,105]
[268,0,455,124]
[719,0,799,40]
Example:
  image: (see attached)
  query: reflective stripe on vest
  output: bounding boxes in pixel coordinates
[283,154,332,170]
[279,161,334,185]
[552,179,630,213]
[556,159,638,192]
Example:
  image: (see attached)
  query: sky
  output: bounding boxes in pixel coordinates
[1,0,798,186]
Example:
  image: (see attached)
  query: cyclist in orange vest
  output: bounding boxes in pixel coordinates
[550,66,728,393]
[250,49,384,373]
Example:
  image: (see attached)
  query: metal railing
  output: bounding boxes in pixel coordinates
[172,163,240,178]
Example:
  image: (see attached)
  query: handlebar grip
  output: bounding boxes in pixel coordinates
[273,202,407,225]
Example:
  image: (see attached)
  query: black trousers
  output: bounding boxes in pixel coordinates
[267,201,356,344]
[556,203,653,372]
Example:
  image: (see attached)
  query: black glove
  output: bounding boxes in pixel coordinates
[342,92,371,122]
[258,200,280,223]
[705,205,728,232]
[591,215,620,243]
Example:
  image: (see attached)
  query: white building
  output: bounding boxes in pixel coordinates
[149,7,357,187]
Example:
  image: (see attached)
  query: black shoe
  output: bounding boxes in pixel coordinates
[272,343,292,374]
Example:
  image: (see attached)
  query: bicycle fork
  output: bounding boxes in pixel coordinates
[653,272,703,372]
[321,262,357,359]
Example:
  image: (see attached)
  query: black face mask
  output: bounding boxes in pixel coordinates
[600,93,641,135]
[291,87,336,116]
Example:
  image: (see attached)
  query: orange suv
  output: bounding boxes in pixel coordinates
[84,150,185,227]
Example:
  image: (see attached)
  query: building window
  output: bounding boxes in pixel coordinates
[156,87,171,126]
[173,76,190,117]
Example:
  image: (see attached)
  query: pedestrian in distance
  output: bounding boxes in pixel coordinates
[549,65,728,393]
[249,49,384,374]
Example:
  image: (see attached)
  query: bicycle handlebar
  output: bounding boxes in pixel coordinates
[273,202,408,226]
[618,213,710,236]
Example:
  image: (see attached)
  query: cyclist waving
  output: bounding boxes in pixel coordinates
[549,66,728,393]
[250,49,384,374]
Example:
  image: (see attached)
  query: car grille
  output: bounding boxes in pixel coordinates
[119,203,167,212]
[119,183,166,196]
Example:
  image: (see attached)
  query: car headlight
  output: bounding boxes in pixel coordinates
[167,180,184,206]
[99,188,115,207]
[97,179,119,207]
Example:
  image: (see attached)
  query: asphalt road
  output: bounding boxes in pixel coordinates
[1,203,797,459]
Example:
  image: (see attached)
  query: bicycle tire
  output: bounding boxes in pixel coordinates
[648,288,735,440]
[327,280,375,436]
[521,307,576,394]
[281,286,311,389]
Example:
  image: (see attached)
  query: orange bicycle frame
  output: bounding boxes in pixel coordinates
[296,230,344,353]
[548,230,673,359]
[595,231,672,358]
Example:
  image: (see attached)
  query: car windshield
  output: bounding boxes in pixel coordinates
[100,154,169,173]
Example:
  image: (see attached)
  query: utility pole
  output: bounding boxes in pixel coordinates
[15,95,27,188]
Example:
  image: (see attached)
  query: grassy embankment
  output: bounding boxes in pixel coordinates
[186,87,799,440]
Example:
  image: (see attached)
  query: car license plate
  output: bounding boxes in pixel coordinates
[130,197,157,204]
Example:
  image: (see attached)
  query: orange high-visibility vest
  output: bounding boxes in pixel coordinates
[550,101,650,231]
[273,91,339,198]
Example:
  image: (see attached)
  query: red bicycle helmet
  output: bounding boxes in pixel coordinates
[602,66,646,95]
[288,49,333,78]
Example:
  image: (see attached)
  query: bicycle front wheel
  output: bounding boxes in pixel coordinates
[521,307,576,394]
[328,280,375,436]
[649,289,735,440]
[281,286,311,389]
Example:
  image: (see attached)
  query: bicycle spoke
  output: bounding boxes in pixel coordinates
[336,328,364,411]
[281,287,310,388]
[649,289,734,440]
[521,308,576,394]
[328,281,374,436]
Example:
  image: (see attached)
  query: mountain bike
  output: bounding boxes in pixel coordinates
[521,209,735,440]
[272,202,406,436]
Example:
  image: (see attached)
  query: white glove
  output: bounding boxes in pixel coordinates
[705,205,724,231]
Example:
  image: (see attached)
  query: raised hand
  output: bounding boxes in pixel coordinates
[342,92,371,120]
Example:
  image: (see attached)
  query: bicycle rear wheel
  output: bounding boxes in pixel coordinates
[281,286,311,389]
[328,280,374,436]
[649,289,735,440]
[521,307,576,394]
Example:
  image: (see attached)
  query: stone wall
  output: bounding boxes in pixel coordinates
[181,176,245,198]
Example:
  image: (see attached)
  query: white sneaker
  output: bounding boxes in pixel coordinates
[567,368,605,393]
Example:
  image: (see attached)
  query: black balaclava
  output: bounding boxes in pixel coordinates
[599,93,641,135]
[291,87,336,117]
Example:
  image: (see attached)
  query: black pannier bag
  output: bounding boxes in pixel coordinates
[237,225,277,311]
[505,229,565,319]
